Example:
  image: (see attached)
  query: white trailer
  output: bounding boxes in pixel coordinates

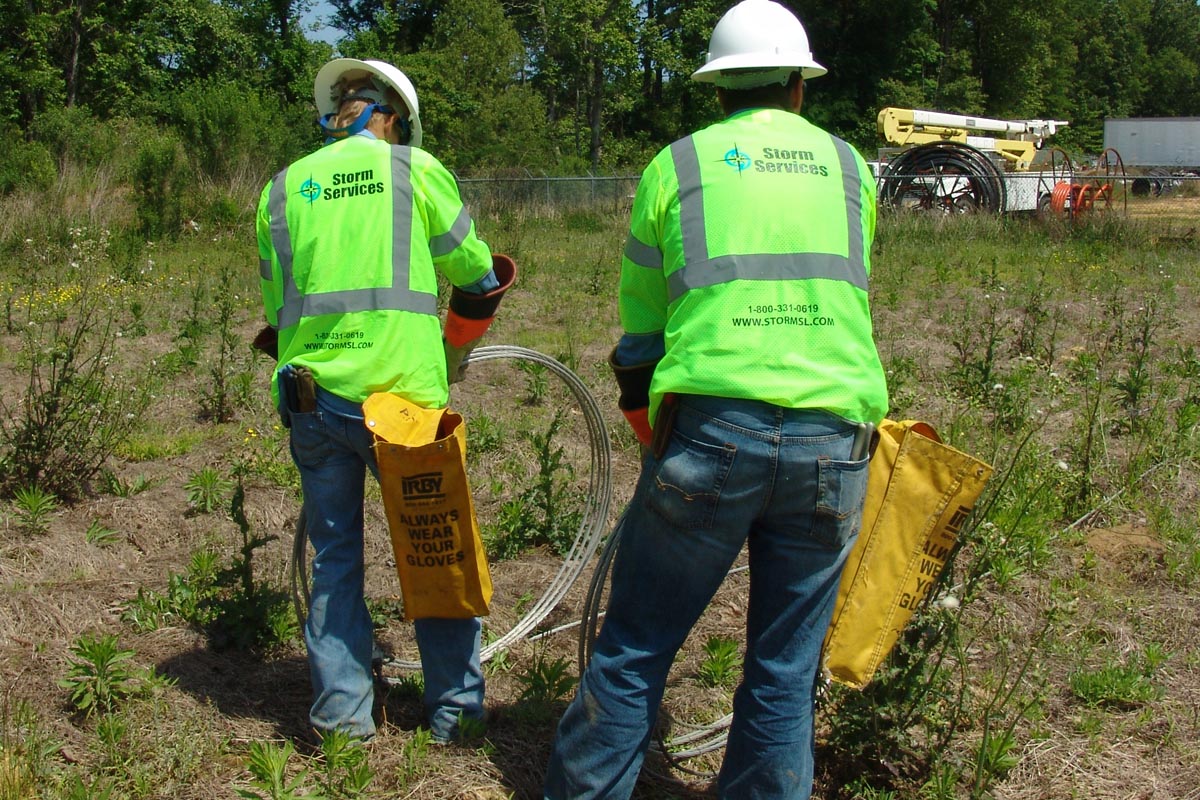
[1104,117,1200,169]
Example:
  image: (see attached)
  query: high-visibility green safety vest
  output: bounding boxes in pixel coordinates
[258,135,491,407]
[621,107,889,425]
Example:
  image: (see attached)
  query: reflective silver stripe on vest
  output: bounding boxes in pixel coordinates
[268,168,294,298]
[671,138,709,266]
[270,147,437,329]
[429,206,473,257]
[833,137,867,274]
[667,134,868,303]
[623,233,663,269]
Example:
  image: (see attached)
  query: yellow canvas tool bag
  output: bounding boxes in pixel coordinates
[823,419,993,689]
[362,393,492,621]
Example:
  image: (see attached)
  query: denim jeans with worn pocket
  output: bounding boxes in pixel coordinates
[289,386,484,741]
[544,394,868,799]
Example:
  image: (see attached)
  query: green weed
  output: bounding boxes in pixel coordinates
[513,591,535,617]
[367,596,405,629]
[9,486,58,534]
[120,548,220,631]
[201,480,298,651]
[94,712,130,772]
[919,762,959,800]
[484,647,513,676]
[58,634,140,717]
[120,485,296,651]
[100,469,163,496]
[236,740,320,800]
[84,519,120,546]
[482,412,584,560]
[125,299,148,337]
[400,728,433,783]
[455,713,488,742]
[845,778,898,799]
[314,728,374,798]
[1069,648,1166,708]
[199,260,245,423]
[516,651,574,706]
[386,673,425,705]
[466,413,504,459]
[696,636,740,688]
[517,361,550,406]
[183,467,234,514]
[0,699,64,799]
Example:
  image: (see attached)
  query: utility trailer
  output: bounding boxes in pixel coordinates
[874,107,1124,216]
[1104,117,1200,168]
[1104,117,1200,196]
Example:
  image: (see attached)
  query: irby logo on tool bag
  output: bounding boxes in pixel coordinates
[401,472,445,503]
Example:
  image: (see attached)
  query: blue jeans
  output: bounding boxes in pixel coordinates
[288,385,485,741]
[544,395,869,799]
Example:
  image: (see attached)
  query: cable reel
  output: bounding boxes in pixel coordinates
[878,142,1007,214]
[1047,147,1128,219]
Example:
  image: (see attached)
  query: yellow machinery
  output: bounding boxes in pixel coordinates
[877,107,1068,170]
[872,107,1111,214]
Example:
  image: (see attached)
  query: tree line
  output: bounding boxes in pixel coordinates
[3,0,1199,194]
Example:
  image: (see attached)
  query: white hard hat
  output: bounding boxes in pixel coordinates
[691,0,827,87]
[313,58,423,147]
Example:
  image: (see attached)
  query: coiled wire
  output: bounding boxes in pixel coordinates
[289,345,613,674]
[879,142,1007,213]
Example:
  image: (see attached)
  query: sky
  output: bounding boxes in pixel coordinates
[301,0,341,45]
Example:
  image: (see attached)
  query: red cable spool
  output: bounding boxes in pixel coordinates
[1050,181,1074,215]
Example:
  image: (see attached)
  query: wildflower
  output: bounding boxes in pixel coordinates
[937,595,960,610]
[992,383,1004,392]
[1056,460,1069,471]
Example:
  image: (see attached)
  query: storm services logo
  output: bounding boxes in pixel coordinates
[723,145,751,172]
[298,175,322,205]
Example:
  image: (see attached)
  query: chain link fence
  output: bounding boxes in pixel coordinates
[455,170,1200,219]
[456,173,640,215]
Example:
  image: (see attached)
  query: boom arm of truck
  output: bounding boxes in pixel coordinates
[878,107,1069,171]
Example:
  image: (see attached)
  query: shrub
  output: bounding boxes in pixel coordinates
[0,233,149,500]
[0,135,55,195]
[28,106,123,171]
[133,132,188,239]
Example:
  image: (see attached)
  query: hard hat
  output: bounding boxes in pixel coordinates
[313,58,423,147]
[691,0,827,87]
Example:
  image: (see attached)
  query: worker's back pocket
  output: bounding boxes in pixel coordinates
[810,456,869,550]
[644,430,736,530]
[288,411,334,468]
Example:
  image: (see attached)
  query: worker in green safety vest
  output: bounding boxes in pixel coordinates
[256,57,514,745]
[544,1,887,798]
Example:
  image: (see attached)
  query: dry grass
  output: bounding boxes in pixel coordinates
[0,204,1198,798]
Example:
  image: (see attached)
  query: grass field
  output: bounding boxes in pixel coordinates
[0,196,1197,799]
